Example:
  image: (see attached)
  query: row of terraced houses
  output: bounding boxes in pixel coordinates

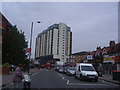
[70,41,120,74]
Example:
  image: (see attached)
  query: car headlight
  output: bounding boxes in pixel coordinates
[82,73,87,76]
[96,73,98,76]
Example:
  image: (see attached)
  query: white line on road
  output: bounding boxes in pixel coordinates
[67,80,69,84]
[56,73,113,86]
[43,69,48,71]
[57,72,63,77]
[102,80,105,83]
[32,74,35,76]
[62,77,65,79]
[57,72,70,84]
[67,83,109,86]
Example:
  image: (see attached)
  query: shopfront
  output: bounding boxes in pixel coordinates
[103,55,113,74]
[111,55,120,81]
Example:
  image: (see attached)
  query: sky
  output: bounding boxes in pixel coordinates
[1,1,118,58]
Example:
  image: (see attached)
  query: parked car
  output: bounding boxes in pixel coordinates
[66,67,75,76]
[9,64,16,71]
[75,63,98,82]
[63,66,69,74]
[58,66,64,73]
[44,63,51,69]
[41,64,45,68]
[55,66,60,71]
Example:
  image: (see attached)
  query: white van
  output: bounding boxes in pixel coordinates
[75,63,98,82]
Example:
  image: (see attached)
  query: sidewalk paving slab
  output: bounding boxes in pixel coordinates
[1,68,41,87]
[98,74,120,85]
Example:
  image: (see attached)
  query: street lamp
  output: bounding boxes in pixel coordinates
[28,21,41,73]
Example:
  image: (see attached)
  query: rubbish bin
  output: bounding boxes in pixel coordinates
[112,70,120,81]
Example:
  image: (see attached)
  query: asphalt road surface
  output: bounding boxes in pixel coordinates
[2,68,120,90]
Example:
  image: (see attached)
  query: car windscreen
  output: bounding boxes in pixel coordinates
[59,67,64,69]
[69,67,75,70]
[81,66,95,71]
[64,67,69,69]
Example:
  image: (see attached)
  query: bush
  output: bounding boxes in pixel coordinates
[2,63,9,67]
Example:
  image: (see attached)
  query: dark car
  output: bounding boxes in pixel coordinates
[9,64,16,71]
[66,67,75,76]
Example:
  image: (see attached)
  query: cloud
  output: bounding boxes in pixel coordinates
[2,2,118,57]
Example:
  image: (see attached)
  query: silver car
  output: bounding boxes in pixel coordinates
[58,66,64,73]
[66,67,75,76]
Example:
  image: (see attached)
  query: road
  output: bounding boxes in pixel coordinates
[2,68,120,90]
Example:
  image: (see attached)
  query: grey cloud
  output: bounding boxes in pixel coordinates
[2,2,118,57]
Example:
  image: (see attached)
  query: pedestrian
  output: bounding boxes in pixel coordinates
[13,66,23,89]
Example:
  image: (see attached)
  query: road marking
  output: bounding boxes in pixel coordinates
[43,69,48,71]
[67,80,69,84]
[56,72,113,86]
[102,80,105,83]
[57,72,63,77]
[57,73,70,85]
[31,69,41,76]
[62,77,65,79]
[67,83,110,86]
[57,74,113,86]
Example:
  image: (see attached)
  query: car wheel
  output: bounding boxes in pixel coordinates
[74,74,77,79]
[95,78,98,82]
[75,76,77,79]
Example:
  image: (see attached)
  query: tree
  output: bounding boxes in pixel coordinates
[3,25,28,65]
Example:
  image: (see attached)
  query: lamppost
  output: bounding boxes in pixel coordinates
[28,21,40,73]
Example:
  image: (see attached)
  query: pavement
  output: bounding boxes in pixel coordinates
[1,68,41,88]
[1,69,120,88]
[98,73,120,85]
